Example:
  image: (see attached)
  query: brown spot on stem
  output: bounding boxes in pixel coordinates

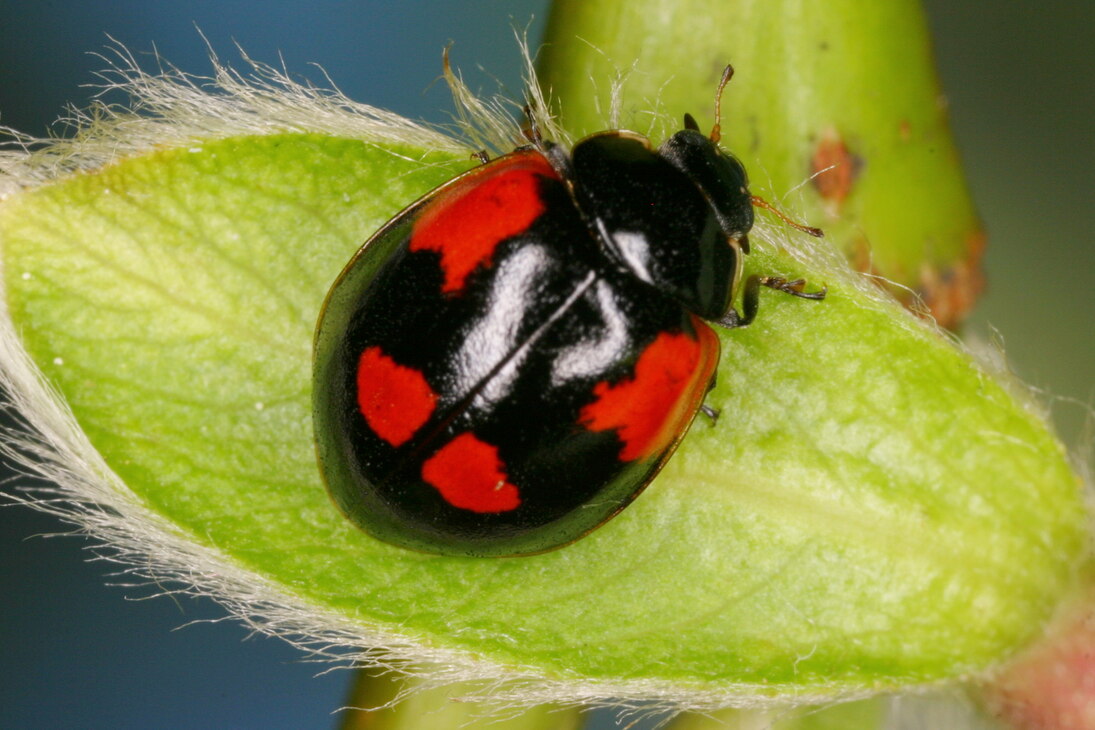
[846,230,986,330]
[811,128,857,214]
[916,229,987,329]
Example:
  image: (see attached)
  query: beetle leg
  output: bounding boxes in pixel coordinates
[717,275,827,330]
[471,150,490,164]
[698,372,720,425]
[761,276,828,301]
[717,274,761,328]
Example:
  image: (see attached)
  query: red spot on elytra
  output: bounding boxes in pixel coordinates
[421,432,521,513]
[356,346,436,447]
[410,152,557,293]
[579,322,719,462]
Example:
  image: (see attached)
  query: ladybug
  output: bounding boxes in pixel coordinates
[313,65,824,557]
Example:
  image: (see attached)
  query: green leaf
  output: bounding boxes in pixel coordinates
[539,0,985,326]
[0,131,1084,703]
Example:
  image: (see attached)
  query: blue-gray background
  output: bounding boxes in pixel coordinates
[1,2,1091,728]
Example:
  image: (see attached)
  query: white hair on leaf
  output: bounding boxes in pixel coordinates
[0,34,554,194]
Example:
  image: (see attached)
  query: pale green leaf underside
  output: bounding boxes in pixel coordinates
[0,134,1085,695]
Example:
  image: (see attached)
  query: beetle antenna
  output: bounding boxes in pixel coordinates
[750,195,825,237]
[710,64,734,145]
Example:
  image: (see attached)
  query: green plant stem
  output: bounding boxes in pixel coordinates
[540,0,984,326]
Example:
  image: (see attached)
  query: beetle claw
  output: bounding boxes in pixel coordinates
[760,276,828,301]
